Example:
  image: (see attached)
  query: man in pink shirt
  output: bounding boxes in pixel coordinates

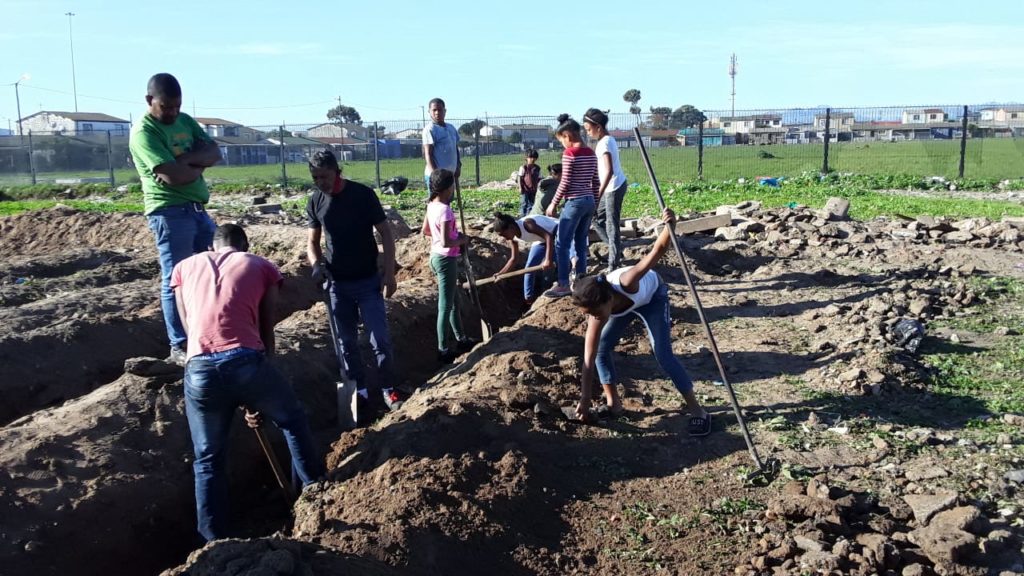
[171,223,322,542]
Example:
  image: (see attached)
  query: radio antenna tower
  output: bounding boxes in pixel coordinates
[729,53,738,118]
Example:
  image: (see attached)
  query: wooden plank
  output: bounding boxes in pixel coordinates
[670,213,733,235]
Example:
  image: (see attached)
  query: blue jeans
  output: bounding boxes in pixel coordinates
[328,273,393,389]
[555,195,595,286]
[523,241,551,300]
[147,203,216,349]
[520,192,535,217]
[184,348,323,542]
[595,283,694,394]
[594,181,628,269]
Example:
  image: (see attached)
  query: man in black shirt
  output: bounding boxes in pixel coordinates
[306,150,400,418]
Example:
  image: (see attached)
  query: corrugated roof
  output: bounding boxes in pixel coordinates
[21,111,129,123]
[195,117,242,127]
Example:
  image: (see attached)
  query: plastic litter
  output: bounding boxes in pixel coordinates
[380,176,408,195]
[892,318,925,353]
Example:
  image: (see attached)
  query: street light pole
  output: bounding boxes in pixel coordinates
[14,79,24,138]
[66,12,78,112]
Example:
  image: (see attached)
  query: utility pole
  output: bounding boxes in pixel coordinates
[66,12,78,112]
[13,74,29,139]
[729,53,737,119]
[420,105,425,129]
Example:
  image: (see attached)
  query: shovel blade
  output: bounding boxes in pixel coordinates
[480,319,493,341]
[336,379,358,430]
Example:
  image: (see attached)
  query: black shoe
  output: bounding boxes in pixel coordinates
[438,349,457,364]
[456,338,478,353]
[688,413,712,437]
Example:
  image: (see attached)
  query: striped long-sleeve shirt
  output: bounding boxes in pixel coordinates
[551,145,599,206]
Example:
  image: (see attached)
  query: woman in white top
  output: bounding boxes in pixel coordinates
[492,212,557,304]
[583,108,628,271]
[570,208,710,436]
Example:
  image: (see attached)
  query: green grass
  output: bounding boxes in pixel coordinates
[3,138,1023,188]
[0,199,144,216]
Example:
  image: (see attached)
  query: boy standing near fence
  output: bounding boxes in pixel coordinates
[516,149,541,217]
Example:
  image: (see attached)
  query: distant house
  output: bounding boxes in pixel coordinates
[977,105,1024,136]
[18,111,130,136]
[195,117,264,142]
[211,136,279,166]
[265,135,329,163]
[716,114,783,135]
[677,127,732,146]
[852,120,958,141]
[480,123,551,146]
[303,122,370,141]
[610,129,678,148]
[388,127,421,139]
[901,108,948,124]
[813,112,855,132]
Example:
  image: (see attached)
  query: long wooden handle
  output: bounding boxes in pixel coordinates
[463,264,547,289]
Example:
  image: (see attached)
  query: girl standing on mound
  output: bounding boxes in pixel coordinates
[421,168,473,363]
[570,208,711,435]
[545,113,598,297]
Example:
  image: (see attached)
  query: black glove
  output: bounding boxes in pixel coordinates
[312,262,327,285]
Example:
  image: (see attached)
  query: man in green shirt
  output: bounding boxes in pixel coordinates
[129,73,222,366]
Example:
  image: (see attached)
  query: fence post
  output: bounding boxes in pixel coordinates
[28,130,36,185]
[474,127,481,186]
[958,105,968,179]
[279,124,286,186]
[373,121,381,190]
[822,108,831,176]
[697,122,704,180]
[106,130,115,185]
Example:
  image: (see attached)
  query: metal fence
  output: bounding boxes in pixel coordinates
[2,104,1022,189]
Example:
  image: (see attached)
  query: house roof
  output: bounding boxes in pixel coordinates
[494,123,550,130]
[980,105,1024,113]
[213,136,270,145]
[922,108,945,114]
[903,108,947,115]
[266,136,326,146]
[195,117,243,127]
[718,114,782,121]
[306,122,368,132]
[312,136,369,145]
[20,111,129,123]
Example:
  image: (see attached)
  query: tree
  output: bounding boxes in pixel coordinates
[648,106,672,130]
[327,104,361,125]
[623,89,642,123]
[458,119,487,139]
[266,127,293,138]
[670,105,707,129]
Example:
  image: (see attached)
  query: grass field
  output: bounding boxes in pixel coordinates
[2,138,1023,188]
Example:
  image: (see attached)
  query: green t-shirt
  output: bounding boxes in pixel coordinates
[129,112,213,214]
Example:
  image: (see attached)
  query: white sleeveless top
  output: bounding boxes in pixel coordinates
[516,215,558,244]
[606,268,660,317]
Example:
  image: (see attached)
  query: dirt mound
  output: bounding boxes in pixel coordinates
[0,206,154,255]
[159,536,400,576]
[290,296,754,575]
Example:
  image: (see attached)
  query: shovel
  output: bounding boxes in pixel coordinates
[321,272,359,430]
[461,264,546,289]
[242,406,297,503]
[633,127,778,486]
[453,180,494,341]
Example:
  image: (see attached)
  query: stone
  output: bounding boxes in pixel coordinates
[931,506,981,533]
[908,524,977,564]
[944,230,974,243]
[1005,470,1024,484]
[866,369,886,384]
[903,491,958,525]
[905,465,949,482]
[256,203,282,214]
[715,226,747,241]
[909,298,931,315]
[1003,414,1024,426]
[768,495,841,520]
[902,564,926,576]
[794,535,826,552]
[983,530,1012,553]
[839,367,864,382]
[825,197,850,220]
[798,551,841,572]
[855,533,889,565]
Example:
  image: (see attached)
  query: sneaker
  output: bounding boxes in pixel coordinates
[688,412,712,437]
[456,338,478,353]
[544,285,572,298]
[166,346,186,367]
[382,388,404,411]
[438,349,458,364]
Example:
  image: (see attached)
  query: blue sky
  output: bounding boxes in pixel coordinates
[1,0,1022,131]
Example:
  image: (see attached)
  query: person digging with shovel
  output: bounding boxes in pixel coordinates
[491,211,557,306]
[569,208,711,435]
[306,150,402,422]
[171,223,323,542]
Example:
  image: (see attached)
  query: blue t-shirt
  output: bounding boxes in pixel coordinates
[422,122,459,176]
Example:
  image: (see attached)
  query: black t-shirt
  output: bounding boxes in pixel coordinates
[306,180,387,281]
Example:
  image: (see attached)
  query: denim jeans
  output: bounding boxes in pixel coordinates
[184,348,323,542]
[594,181,628,269]
[555,195,595,287]
[147,203,216,349]
[523,241,551,300]
[430,254,465,351]
[328,273,393,388]
[520,192,536,217]
[595,282,694,393]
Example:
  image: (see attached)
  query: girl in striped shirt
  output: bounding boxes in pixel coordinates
[545,114,598,298]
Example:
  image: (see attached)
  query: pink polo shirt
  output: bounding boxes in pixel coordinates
[170,247,283,360]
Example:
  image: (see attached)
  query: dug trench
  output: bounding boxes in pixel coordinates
[0,207,525,576]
